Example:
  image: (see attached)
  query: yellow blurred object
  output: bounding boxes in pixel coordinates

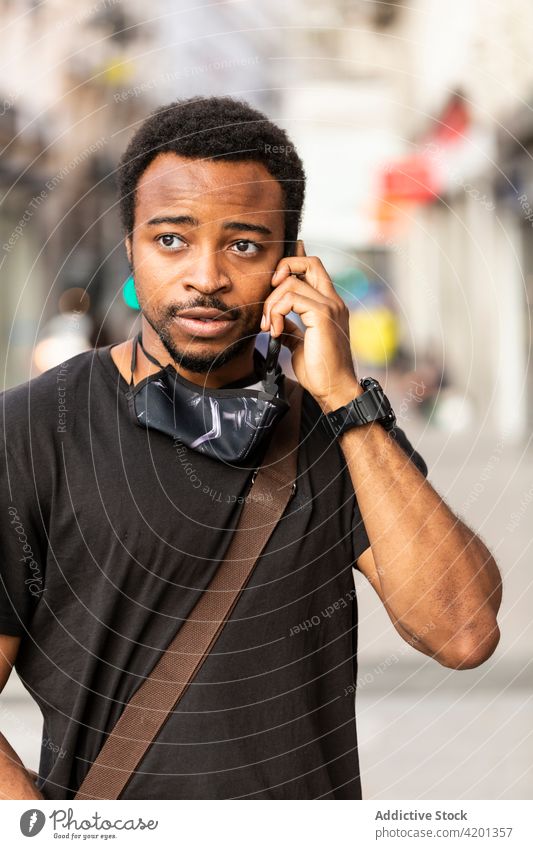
[349,307,398,366]
[103,58,135,85]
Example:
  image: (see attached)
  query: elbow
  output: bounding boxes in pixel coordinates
[435,622,501,670]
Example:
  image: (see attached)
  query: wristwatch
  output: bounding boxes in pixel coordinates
[322,377,396,438]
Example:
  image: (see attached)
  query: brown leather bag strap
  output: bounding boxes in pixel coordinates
[74,377,303,800]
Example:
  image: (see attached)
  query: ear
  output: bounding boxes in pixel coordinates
[125,235,133,268]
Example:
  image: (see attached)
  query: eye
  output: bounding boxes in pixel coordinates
[156,234,186,251]
[229,239,262,256]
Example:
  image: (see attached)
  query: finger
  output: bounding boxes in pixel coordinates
[266,290,337,338]
[265,276,330,311]
[272,256,339,300]
[262,278,330,331]
[273,257,312,281]
[295,239,307,257]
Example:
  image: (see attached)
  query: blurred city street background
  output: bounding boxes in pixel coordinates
[0,0,531,799]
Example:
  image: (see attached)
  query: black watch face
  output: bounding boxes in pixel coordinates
[360,380,396,427]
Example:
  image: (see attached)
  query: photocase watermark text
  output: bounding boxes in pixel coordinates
[8,506,44,597]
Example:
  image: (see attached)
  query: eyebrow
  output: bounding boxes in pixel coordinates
[145,214,273,236]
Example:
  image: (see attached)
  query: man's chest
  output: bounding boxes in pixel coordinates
[41,425,350,623]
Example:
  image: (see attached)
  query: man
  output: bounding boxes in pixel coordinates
[0,96,501,800]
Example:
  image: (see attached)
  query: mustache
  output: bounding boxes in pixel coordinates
[163,298,243,321]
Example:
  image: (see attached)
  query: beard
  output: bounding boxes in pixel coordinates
[141,294,262,374]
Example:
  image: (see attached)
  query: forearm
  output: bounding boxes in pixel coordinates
[0,731,42,799]
[320,379,502,666]
[340,419,501,663]
[262,242,501,667]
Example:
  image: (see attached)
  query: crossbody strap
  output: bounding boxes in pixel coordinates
[74,376,303,800]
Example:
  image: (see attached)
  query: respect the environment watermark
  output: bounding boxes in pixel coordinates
[113,56,261,103]
[2,137,108,253]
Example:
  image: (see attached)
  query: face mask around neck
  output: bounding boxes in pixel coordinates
[125,331,290,467]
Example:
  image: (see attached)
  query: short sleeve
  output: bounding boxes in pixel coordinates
[0,447,47,636]
[351,424,428,561]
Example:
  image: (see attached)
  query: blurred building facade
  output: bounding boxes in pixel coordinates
[276,0,531,442]
[0,0,287,385]
[1,0,530,442]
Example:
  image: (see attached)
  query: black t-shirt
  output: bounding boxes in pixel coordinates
[0,345,427,799]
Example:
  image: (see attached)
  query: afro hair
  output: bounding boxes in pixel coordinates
[116,95,306,257]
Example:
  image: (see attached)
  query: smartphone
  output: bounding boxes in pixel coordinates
[265,333,281,372]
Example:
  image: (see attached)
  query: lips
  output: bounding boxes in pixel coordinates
[177,308,235,321]
[173,308,236,338]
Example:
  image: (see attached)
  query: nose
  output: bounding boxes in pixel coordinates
[181,247,231,296]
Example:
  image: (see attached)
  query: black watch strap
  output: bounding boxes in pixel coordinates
[322,377,396,438]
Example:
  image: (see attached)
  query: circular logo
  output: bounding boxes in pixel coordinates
[20,809,46,837]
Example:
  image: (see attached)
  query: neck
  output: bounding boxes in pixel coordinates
[138,318,257,389]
